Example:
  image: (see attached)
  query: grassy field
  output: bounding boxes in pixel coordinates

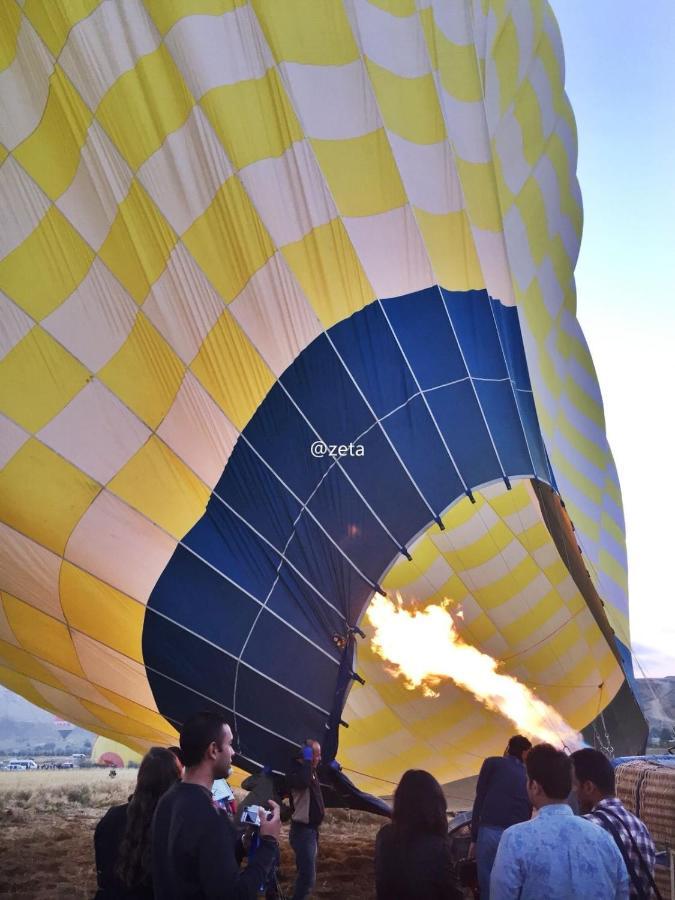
[0,769,382,899]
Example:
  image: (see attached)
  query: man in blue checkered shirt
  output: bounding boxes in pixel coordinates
[572,749,657,900]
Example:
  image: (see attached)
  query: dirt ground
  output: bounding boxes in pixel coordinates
[0,769,382,899]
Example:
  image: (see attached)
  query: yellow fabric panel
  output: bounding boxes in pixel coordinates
[413,208,485,291]
[80,699,174,742]
[60,562,145,664]
[98,181,177,305]
[96,686,179,736]
[492,14,520,115]
[515,175,549,266]
[430,22,483,103]
[97,46,194,170]
[23,0,100,56]
[486,480,530,515]
[182,177,274,301]
[517,521,549,553]
[448,522,514,570]
[455,159,502,232]
[0,328,89,432]
[563,373,604,430]
[365,61,445,145]
[601,512,624,549]
[281,219,374,329]
[552,453,602,508]
[108,435,209,539]
[460,611,497,645]
[0,639,67,690]
[523,619,582,675]
[473,556,540,609]
[2,593,84,676]
[513,80,545,169]
[14,67,93,199]
[367,0,416,16]
[499,589,566,645]
[442,490,487,528]
[0,206,95,320]
[599,550,628,593]
[0,144,7,165]
[201,69,302,170]
[97,314,185,430]
[554,414,606,470]
[191,311,274,430]
[312,129,407,218]
[144,0,245,35]
[0,665,59,713]
[0,438,99,555]
[0,1,22,71]
[252,0,359,65]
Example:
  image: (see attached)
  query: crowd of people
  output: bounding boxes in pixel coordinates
[93,716,660,900]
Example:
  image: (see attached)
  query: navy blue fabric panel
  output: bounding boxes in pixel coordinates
[235,668,326,754]
[338,423,430,545]
[444,288,507,380]
[426,380,502,487]
[149,545,260,657]
[491,301,532,391]
[184,507,279,600]
[514,390,550,482]
[281,334,374,446]
[306,466,398,582]
[329,302,418,419]
[239,611,338,711]
[223,382,332,502]
[474,380,533,477]
[382,288,467,390]
[383,395,465,508]
[267,565,349,652]
[143,613,237,707]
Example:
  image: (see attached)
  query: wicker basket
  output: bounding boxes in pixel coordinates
[615,760,675,848]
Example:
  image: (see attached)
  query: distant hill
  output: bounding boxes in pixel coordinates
[0,687,93,754]
[635,676,675,740]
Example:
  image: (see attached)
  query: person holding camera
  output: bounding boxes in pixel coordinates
[287,739,325,900]
[151,711,281,899]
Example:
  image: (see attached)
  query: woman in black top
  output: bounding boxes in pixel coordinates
[375,769,462,900]
[94,747,181,899]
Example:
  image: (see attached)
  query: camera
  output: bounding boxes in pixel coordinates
[241,805,273,829]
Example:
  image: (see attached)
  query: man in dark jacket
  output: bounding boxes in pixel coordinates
[152,711,281,899]
[286,739,325,900]
[469,735,532,898]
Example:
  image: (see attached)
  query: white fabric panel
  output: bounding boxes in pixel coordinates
[430,0,472,45]
[0,158,51,257]
[37,381,150,485]
[166,7,273,98]
[42,259,138,372]
[0,292,32,360]
[502,501,543,535]
[595,569,629,617]
[387,134,463,215]
[397,556,453,601]
[537,257,564,319]
[239,140,336,247]
[471,227,515,305]
[483,55,501,138]
[441,90,490,164]
[494,107,530,196]
[542,5,565,76]
[0,413,28,469]
[65,490,176,603]
[502,205,536,292]
[0,524,62,619]
[489,572,552,627]
[568,356,603,409]
[0,20,53,149]
[460,539,527,591]
[534,155,579,265]
[531,543,559,569]
[137,107,233,235]
[343,206,433,299]
[281,60,379,140]
[60,0,160,111]
[509,1,535,84]
[529,58,558,143]
[431,505,499,551]
[350,0,429,78]
[143,242,224,364]
[157,371,239,489]
[56,122,133,248]
[555,470,602,529]
[229,253,322,378]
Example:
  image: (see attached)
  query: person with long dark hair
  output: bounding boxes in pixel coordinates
[94,747,181,899]
[375,769,461,900]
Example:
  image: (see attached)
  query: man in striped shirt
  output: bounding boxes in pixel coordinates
[572,748,657,899]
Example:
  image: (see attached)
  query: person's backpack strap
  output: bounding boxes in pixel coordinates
[591,809,662,900]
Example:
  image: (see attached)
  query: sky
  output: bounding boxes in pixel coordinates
[552,1,675,676]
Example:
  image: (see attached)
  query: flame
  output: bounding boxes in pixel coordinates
[366,593,583,750]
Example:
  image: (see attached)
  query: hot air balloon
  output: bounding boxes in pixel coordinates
[0,0,646,805]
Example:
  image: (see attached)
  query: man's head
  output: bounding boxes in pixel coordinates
[180,712,234,778]
[299,739,321,769]
[571,748,615,814]
[505,735,532,762]
[525,743,572,809]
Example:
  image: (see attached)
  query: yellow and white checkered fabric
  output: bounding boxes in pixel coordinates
[0,0,630,775]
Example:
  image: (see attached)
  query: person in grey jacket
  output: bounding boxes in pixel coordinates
[286,739,325,900]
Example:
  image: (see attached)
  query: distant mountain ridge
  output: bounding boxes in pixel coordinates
[0,687,93,753]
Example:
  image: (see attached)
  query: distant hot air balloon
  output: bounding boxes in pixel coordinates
[0,0,646,804]
[53,718,73,740]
